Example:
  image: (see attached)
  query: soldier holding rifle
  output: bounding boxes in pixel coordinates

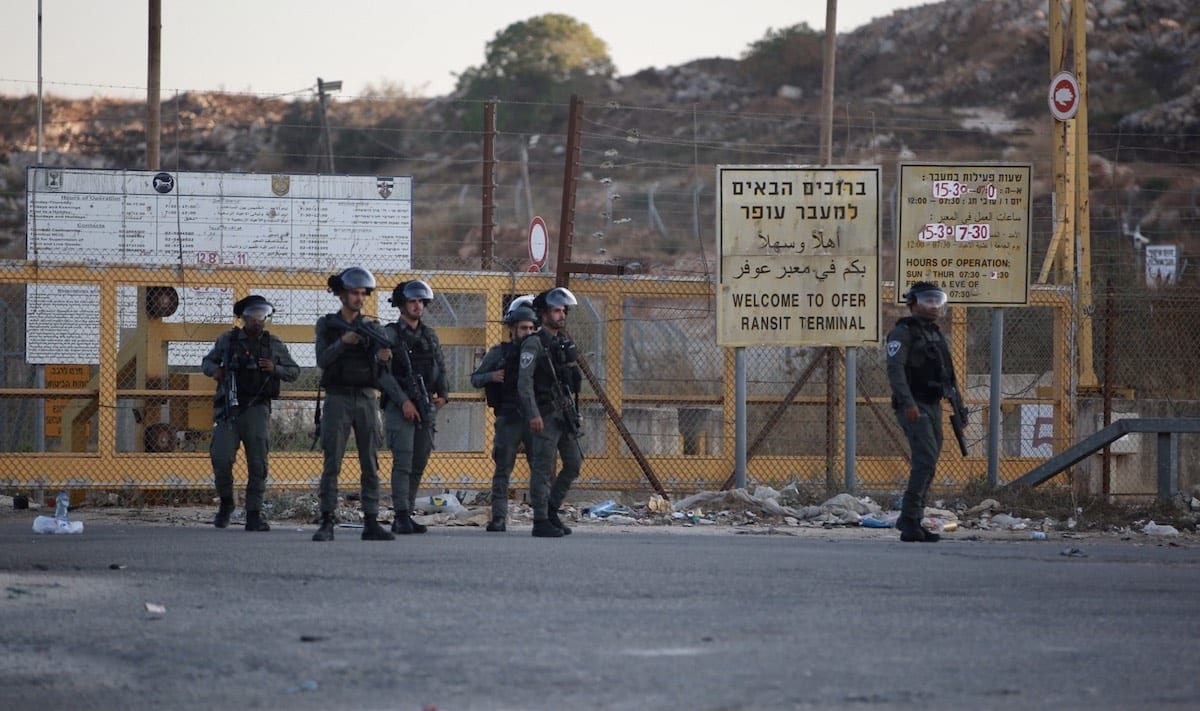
[517,287,584,538]
[202,294,299,531]
[885,281,968,543]
[382,280,449,535]
[311,267,395,542]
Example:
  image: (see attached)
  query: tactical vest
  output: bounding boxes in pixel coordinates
[319,315,377,388]
[394,322,439,384]
[229,329,281,402]
[484,341,523,415]
[531,330,572,412]
[898,316,951,404]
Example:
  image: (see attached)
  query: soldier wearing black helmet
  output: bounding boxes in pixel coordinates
[201,294,299,531]
[886,281,958,542]
[471,295,538,532]
[311,266,395,541]
[517,287,584,538]
[382,279,449,534]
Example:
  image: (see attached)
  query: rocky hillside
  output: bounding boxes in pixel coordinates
[1,0,1196,269]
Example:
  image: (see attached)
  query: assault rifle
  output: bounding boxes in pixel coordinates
[400,346,437,438]
[543,346,582,437]
[214,331,239,425]
[318,312,409,435]
[946,384,969,457]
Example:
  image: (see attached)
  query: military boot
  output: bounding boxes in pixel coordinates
[362,514,396,541]
[486,517,506,532]
[312,513,336,542]
[547,507,572,535]
[391,511,414,535]
[896,516,926,543]
[531,518,564,538]
[214,498,235,529]
[408,514,428,534]
[244,510,271,532]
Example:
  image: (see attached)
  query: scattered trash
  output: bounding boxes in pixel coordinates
[32,516,84,535]
[33,489,85,534]
[941,521,959,532]
[988,513,1029,531]
[1060,547,1088,557]
[1030,531,1047,540]
[109,563,126,570]
[414,494,464,513]
[586,500,626,518]
[144,602,166,616]
[1142,521,1180,537]
[647,494,671,515]
[860,516,893,529]
[299,635,325,643]
[13,494,29,510]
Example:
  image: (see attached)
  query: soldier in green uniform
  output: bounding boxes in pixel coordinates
[885,281,958,543]
[471,296,538,532]
[202,294,300,531]
[382,280,449,534]
[517,287,584,538]
[311,267,395,542]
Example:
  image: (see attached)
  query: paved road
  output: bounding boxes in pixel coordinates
[1,518,1197,711]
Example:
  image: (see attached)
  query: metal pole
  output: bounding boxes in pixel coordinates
[735,348,747,489]
[844,347,857,491]
[988,308,1003,487]
[481,101,495,270]
[147,0,161,169]
[317,78,335,173]
[36,0,44,163]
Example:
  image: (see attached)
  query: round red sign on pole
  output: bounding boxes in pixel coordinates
[1048,71,1079,121]
[528,216,548,268]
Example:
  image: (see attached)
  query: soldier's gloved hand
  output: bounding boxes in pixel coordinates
[904,405,920,423]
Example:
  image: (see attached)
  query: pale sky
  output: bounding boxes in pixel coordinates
[1,0,935,100]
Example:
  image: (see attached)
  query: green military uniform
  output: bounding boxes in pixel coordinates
[314,312,389,518]
[383,319,448,517]
[202,326,299,519]
[885,312,958,539]
[517,328,583,530]
[472,338,534,525]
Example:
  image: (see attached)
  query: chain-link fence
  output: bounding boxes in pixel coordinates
[2,93,1198,502]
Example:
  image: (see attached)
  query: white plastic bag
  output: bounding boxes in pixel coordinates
[32,515,84,534]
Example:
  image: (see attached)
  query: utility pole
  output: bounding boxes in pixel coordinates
[316,77,341,173]
[147,0,161,169]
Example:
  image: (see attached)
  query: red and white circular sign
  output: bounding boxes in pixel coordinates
[1048,71,1080,121]
[528,216,548,268]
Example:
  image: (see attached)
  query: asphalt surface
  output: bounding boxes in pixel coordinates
[1,514,1198,711]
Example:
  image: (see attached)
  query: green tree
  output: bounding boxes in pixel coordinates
[740,23,824,92]
[456,13,615,128]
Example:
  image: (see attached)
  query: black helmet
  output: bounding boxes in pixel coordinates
[389,279,434,306]
[532,287,578,312]
[233,294,273,319]
[328,266,377,294]
[903,281,947,307]
[504,305,537,326]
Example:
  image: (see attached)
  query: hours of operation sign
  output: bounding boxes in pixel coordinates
[896,163,1032,306]
[717,165,881,347]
